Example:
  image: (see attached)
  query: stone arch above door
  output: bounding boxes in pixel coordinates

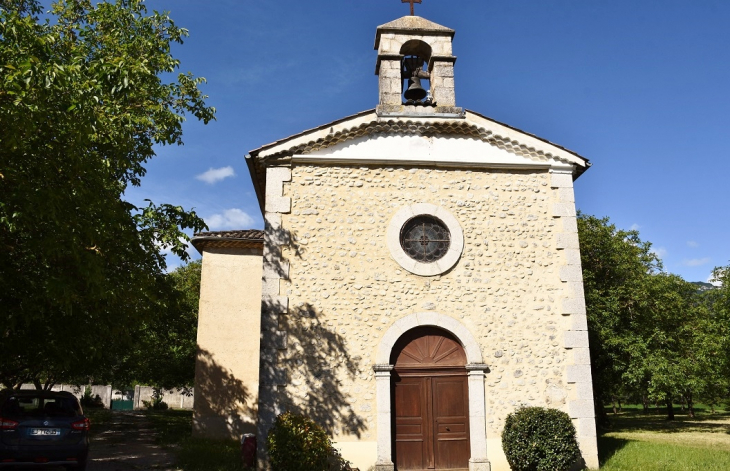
[391,326,467,369]
[377,312,483,365]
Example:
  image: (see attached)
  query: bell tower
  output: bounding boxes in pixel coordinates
[374,16,463,116]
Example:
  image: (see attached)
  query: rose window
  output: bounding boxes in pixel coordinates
[399,216,451,263]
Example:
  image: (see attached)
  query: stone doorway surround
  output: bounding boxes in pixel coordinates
[373,312,491,471]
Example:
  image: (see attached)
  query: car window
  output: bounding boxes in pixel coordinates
[1,396,80,418]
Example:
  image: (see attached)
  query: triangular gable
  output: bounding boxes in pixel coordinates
[298,133,559,170]
[246,110,590,211]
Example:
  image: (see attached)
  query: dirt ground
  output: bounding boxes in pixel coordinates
[40,411,177,471]
[85,411,177,470]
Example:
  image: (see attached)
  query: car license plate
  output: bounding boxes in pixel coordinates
[29,428,60,436]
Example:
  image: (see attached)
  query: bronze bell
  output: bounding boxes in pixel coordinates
[404,76,428,101]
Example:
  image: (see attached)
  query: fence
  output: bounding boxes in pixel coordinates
[133,386,194,410]
[20,384,113,408]
[19,384,194,410]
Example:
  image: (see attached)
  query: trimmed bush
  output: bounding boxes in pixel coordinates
[267,411,350,471]
[501,406,581,471]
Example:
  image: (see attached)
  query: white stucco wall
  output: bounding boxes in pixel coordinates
[193,247,263,439]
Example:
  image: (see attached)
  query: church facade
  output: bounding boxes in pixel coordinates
[192,15,598,471]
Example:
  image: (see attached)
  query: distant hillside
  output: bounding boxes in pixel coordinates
[691,281,717,291]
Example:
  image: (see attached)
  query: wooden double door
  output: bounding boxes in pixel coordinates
[391,327,470,470]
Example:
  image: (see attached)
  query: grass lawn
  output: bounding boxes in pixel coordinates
[139,405,730,470]
[598,405,730,470]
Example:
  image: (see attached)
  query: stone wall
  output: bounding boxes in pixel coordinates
[258,164,594,470]
[20,384,113,409]
[133,386,194,410]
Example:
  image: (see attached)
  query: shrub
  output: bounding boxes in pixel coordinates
[142,397,169,410]
[501,406,581,471]
[267,411,350,471]
[142,388,169,410]
[79,386,104,408]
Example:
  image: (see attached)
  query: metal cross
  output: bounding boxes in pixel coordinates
[402,0,422,16]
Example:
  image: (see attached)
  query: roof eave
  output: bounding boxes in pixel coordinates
[464,109,591,179]
[191,236,264,254]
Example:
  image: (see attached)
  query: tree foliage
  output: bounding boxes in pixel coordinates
[0,0,214,388]
[579,213,659,420]
[579,214,729,421]
[122,260,201,390]
[267,411,352,471]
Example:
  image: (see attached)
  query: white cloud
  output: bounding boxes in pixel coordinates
[707,273,723,287]
[687,241,699,248]
[155,237,191,256]
[196,166,235,184]
[630,223,640,231]
[684,257,711,267]
[651,247,667,259]
[154,237,195,273]
[206,208,255,230]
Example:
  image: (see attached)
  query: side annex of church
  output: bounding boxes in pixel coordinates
[191,14,599,471]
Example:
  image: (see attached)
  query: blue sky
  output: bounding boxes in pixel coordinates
[125,0,729,283]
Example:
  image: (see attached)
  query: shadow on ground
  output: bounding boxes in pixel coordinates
[604,409,730,435]
[598,436,631,466]
[86,411,176,470]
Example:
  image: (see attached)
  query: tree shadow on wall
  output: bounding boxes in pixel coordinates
[262,299,367,438]
[194,348,255,438]
[263,220,304,278]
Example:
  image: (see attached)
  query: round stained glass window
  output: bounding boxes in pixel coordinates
[400,216,451,263]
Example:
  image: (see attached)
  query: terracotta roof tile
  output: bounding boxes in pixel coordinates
[191,230,264,254]
[194,230,264,240]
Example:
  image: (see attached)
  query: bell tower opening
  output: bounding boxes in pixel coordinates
[374,15,463,116]
[400,40,432,105]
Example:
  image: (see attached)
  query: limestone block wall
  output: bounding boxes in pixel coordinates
[256,167,293,467]
[193,247,263,439]
[258,164,596,470]
[552,170,598,467]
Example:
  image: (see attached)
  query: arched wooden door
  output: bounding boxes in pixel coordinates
[391,327,470,471]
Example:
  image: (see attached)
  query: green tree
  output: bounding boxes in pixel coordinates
[625,274,701,419]
[696,265,730,412]
[125,260,202,391]
[579,214,727,421]
[0,0,214,388]
[578,213,661,423]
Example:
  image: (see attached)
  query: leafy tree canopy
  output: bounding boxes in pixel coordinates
[119,260,202,390]
[0,0,214,388]
[579,214,729,421]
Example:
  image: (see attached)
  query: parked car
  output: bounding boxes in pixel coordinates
[0,390,89,469]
